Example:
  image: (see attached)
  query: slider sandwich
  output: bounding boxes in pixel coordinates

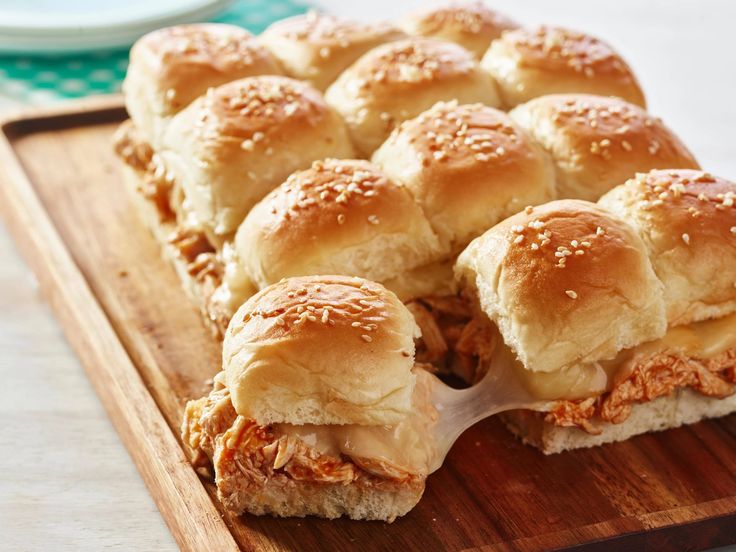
[452,170,736,452]
[115,47,354,332]
[399,1,519,59]
[182,276,439,521]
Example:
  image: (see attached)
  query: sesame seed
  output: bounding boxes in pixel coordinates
[575,250,585,256]
[682,233,690,245]
[565,290,578,299]
[512,225,525,233]
[337,214,346,225]
[730,227,736,234]
[514,235,524,244]
[275,316,286,326]
[368,215,380,225]
[361,334,372,342]
[530,243,539,250]
[351,322,362,327]
[596,227,605,236]
[525,206,534,214]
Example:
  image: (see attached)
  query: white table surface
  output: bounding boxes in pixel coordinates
[0,1,734,550]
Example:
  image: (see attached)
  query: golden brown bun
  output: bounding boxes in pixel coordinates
[599,169,736,326]
[399,1,519,58]
[223,276,420,426]
[123,24,283,148]
[455,199,667,373]
[260,11,406,91]
[325,37,501,156]
[510,94,699,201]
[234,159,442,290]
[373,100,556,253]
[481,26,646,109]
[160,76,355,238]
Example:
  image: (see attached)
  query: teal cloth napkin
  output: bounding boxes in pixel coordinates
[0,0,308,104]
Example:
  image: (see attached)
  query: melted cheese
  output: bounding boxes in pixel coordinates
[273,369,439,477]
[512,312,736,400]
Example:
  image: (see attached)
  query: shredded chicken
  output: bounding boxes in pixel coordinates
[548,349,736,432]
[114,120,230,335]
[112,120,152,172]
[182,374,423,513]
[410,296,736,433]
[406,296,474,373]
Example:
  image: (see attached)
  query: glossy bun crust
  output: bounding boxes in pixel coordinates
[400,1,519,58]
[260,11,406,91]
[599,169,736,326]
[481,26,646,109]
[326,38,501,156]
[510,94,699,201]
[373,100,556,253]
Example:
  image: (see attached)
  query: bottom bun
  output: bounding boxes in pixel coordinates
[502,389,736,454]
[216,462,424,522]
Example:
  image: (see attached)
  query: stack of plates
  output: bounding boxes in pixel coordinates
[0,0,235,54]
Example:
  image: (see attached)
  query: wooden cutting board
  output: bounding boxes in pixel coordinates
[1,97,735,552]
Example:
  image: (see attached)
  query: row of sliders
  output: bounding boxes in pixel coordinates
[114,13,696,335]
[182,169,736,521]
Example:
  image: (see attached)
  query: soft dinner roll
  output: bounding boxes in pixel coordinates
[455,199,667,374]
[124,24,283,148]
[223,276,420,426]
[233,158,442,291]
[160,76,354,239]
[599,169,736,326]
[481,26,646,109]
[260,11,406,91]
[510,94,699,201]
[373,100,556,253]
[325,37,501,156]
[399,1,519,58]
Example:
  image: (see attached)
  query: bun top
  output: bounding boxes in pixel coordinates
[400,1,519,58]
[161,76,354,237]
[234,158,442,289]
[510,94,699,201]
[481,26,646,109]
[223,275,420,426]
[373,100,556,253]
[326,37,501,156]
[124,24,282,146]
[260,11,406,91]
[455,199,666,373]
[599,169,736,326]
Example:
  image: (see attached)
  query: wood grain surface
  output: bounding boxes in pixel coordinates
[1,98,735,551]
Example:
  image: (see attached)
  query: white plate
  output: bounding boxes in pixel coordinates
[0,0,235,54]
